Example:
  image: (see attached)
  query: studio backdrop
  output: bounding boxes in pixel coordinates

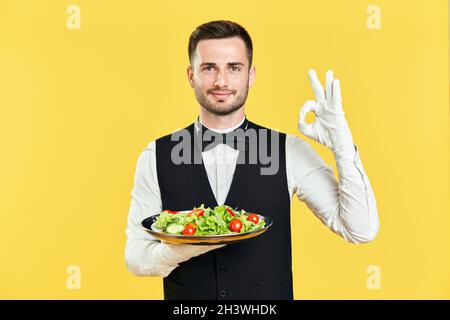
[0,0,449,299]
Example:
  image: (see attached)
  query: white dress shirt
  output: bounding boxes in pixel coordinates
[124,117,380,277]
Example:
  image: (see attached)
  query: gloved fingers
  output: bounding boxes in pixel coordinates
[331,78,343,110]
[308,69,325,101]
[183,243,226,258]
[161,242,226,264]
[299,100,316,137]
[299,100,316,121]
[326,70,333,104]
[165,242,226,253]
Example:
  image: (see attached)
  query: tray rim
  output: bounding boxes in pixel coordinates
[141,211,273,244]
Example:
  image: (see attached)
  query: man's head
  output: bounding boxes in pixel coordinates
[187,20,256,116]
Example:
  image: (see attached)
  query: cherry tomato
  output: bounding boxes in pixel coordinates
[226,207,236,217]
[164,210,178,214]
[247,213,259,224]
[229,219,243,233]
[182,223,197,236]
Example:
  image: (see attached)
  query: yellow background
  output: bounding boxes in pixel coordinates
[0,0,449,299]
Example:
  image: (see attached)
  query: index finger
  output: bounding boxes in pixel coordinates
[308,69,325,101]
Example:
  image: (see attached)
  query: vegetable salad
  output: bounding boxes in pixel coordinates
[154,204,266,236]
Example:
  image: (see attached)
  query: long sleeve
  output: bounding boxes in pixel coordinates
[286,134,380,244]
[124,141,180,278]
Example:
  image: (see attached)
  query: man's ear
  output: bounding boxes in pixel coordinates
[187,65,194,88]
[248,65,256,88]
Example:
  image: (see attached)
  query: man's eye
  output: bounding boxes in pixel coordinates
[203,67,214,71]
[231,66,240,71]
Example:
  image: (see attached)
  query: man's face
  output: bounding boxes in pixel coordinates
[187,37,256,116]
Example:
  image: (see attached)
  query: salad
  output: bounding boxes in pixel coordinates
[154,204,266,236]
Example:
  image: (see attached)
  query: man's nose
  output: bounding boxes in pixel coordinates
[214,69,229,87]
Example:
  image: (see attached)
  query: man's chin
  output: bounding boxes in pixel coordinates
[204,105,240,116]
[205,100,233,111]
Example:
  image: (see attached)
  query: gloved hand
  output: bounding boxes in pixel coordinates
[160,242,226,267]
[298,69,356,161]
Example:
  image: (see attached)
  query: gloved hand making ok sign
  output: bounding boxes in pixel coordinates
[298,69,357,161]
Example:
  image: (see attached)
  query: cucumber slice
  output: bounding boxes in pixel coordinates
[166,223,185,235]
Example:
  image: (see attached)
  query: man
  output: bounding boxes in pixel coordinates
[125,20,380,300]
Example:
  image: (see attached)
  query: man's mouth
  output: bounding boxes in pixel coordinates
[210,91,233,99]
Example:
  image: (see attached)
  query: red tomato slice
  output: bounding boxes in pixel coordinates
[226,207,236,217]
[195,209,204,217]
[187,209,204,217]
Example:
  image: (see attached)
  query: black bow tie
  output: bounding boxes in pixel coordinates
[195,117,249,152]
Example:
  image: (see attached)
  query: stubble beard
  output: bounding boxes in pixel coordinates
[194,83,249,116]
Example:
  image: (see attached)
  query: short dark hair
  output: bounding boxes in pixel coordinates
[188,20,253,69]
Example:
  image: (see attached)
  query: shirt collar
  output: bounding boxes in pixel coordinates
[195,115,246,134]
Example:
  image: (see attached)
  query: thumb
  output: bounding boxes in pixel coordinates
[298,100,316,138]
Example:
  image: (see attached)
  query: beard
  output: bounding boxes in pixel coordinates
[194,82,249,116]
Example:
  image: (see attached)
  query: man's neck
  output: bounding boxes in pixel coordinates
[198,109,246,132]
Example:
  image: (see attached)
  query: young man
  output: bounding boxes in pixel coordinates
[125,20,380,300]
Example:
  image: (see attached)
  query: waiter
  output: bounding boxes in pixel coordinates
[124,20,380,300]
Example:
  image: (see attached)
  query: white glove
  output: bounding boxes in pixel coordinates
[299,69,356,161]
[160,242,226,267]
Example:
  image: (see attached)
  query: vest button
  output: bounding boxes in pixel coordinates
[220,289,228,297]
[219,266,227,273]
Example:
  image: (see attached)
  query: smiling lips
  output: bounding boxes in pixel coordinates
[210,91,233,99]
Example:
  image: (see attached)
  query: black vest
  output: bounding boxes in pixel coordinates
[155,119,293,300]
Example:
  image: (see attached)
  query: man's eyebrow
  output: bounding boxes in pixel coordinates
[199,62,245,67]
